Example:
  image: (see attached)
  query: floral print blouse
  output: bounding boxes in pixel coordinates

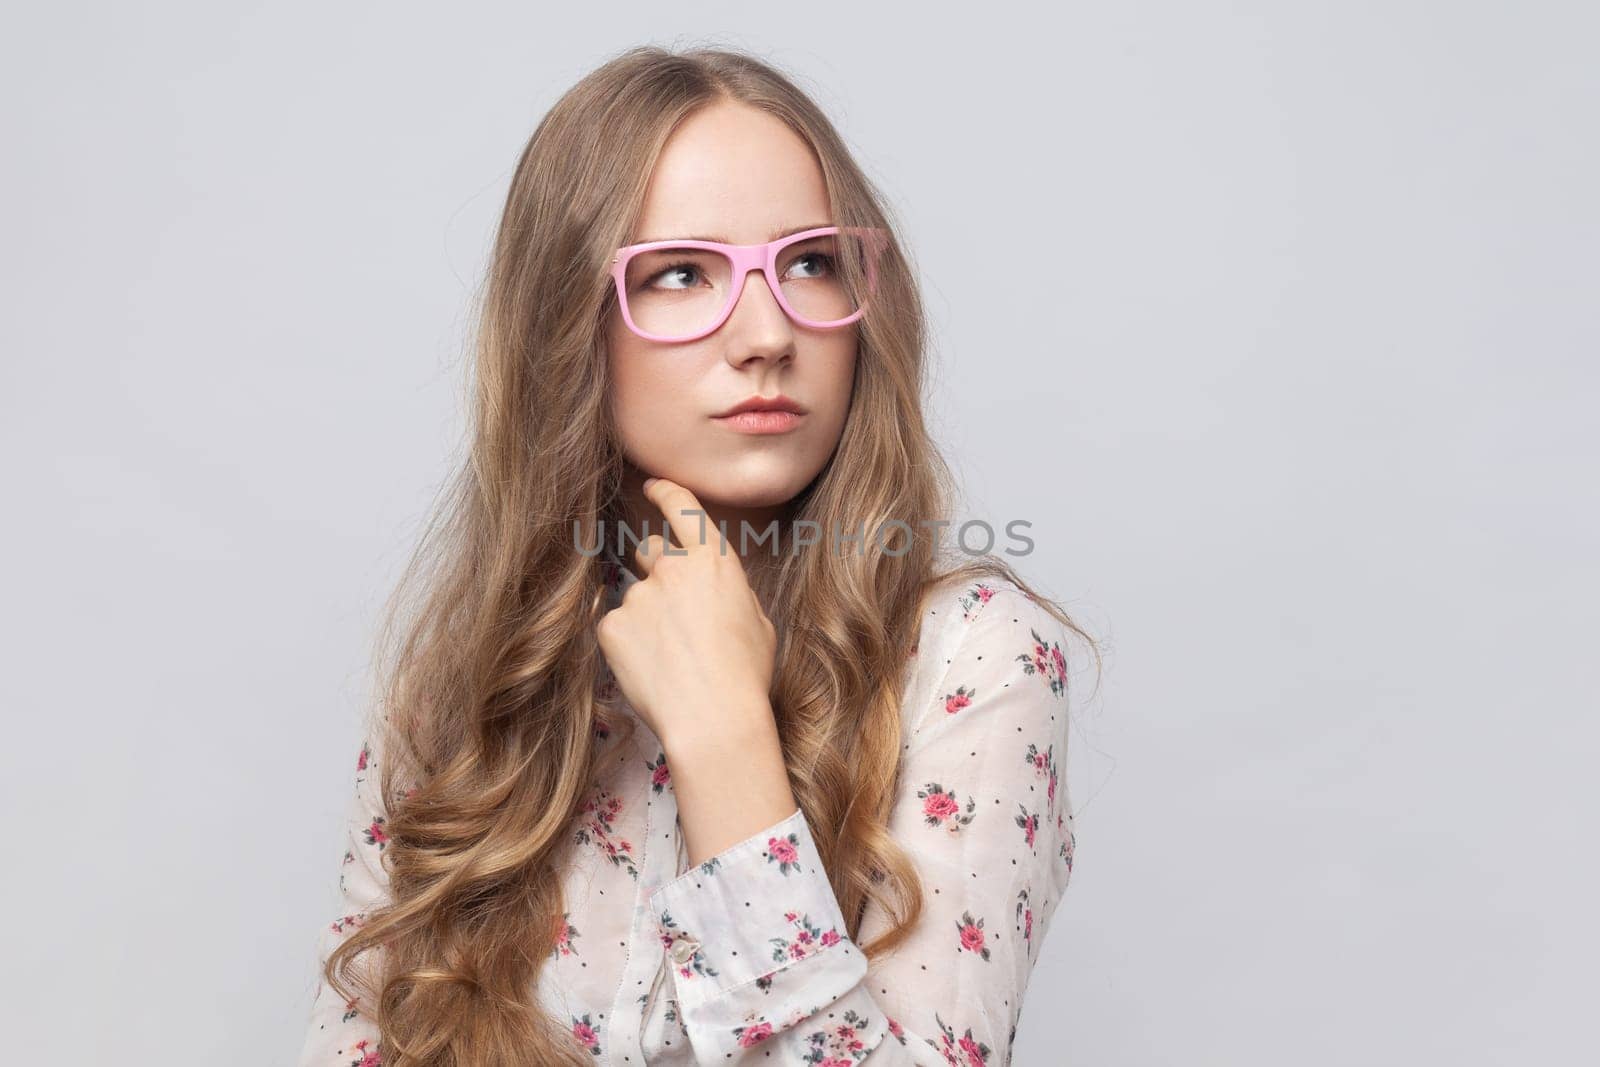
[298,550,1078,1065]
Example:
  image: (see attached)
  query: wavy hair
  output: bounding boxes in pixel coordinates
[321,43,1100,1066]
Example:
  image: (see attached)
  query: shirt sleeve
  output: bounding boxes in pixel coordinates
[296,732,393,1067]
[646,583,1078,1065]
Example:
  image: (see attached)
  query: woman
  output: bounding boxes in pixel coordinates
[298,44,1095,1067]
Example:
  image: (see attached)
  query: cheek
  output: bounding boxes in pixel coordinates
[815,340,859,421]
[607,334,701,459]
[608,361,660,448]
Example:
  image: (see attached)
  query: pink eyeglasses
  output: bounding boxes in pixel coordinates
[610,224,889,343]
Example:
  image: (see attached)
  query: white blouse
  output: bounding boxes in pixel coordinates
[297,551,1078,1065]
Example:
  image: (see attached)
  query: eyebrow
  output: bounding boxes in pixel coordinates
[634,222,835,245]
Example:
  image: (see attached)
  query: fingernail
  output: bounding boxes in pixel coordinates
[642,477,658,490]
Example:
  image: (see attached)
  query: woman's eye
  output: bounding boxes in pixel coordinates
[785,253,834,280]
[648,263,701,290]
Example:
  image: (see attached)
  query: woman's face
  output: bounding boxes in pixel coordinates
[605,101,857,528]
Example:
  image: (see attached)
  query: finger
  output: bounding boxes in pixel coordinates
[634,533,668,577]
[641,477,723,556]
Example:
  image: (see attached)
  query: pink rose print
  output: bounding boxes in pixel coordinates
[943,685,976,716]
[932,1013,992,1065]
[1015,888,1035,955]
[552,912,580,958]
[1014,804,1039,849]
[887,1015,906,1043]
[350,1037,382,1066]
[331,913,366,934]
[1022,742,1059,809]
[917,782,977,833]
[364,816,388,849]
[1016,626,1067,697]
[801,1008,870,1064]
[768,911,843,966]
[955,909,991,961]
[1021,742,1061,815]
[573,787,639,880]
[571,1012,601,1056]
[958,582,996,620]
[735,1020,773,1047]
[356,743,370,771]
[764,831,802,874]
[1025,745,1047,774]
[646,751,671,794]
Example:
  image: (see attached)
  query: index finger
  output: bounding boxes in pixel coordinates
[641,477,725,556]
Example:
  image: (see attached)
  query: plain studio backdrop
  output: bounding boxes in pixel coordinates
[2,4,1593,1064]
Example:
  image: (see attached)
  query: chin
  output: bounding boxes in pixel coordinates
[682,469,814,511]
[694,485,799,510]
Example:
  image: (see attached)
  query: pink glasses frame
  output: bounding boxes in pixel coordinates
[609,224,890,343]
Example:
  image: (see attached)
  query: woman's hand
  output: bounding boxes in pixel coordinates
[595,477,779,755]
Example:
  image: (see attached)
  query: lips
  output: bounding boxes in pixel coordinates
[714,394,807,417]
[713,409,804,434]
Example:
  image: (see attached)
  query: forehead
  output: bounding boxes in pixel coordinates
[631,102,833,245]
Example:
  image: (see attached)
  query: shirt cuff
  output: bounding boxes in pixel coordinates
[646,805,854,1009]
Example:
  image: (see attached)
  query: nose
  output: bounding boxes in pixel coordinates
[722,265,795,364]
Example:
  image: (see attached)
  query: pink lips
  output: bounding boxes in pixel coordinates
[712,393,807,434]
[713,410,804,434]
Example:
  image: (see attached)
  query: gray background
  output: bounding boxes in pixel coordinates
[3,3,1594,1063]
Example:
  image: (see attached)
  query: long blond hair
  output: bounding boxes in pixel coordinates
[322,43,1099,1066]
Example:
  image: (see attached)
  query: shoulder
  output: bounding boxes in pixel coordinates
[900,568,1072,736]
[913,569,1060,661]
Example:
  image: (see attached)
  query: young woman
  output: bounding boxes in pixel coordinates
[298,45,1095,1067]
